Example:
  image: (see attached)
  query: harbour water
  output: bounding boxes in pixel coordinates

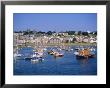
[14,46,97,75]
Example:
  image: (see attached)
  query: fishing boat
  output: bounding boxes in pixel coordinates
[48,50,53,54]
[43,48,47,51]
[27,46,31,47]
[36,53,43,58]
[48,50,56,55]
[14,53,22,57]
[14,47,22,58]
[33,49,36,52]
[31,58,39,62]
[65,48,73,51]
[74,48,95,59]
[76,54,95,59]
[70,48,74,51]
[89,47,96,51]
[25,53,44,60]
[57,48,62,51]
[31,50,44,58]
[24,57,32,60]
[75,47,80,51]
[54,52,64,57]
[31,57,44,62]
[74,51,79,55]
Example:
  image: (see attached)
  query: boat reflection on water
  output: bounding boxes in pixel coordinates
[76,58,89,65]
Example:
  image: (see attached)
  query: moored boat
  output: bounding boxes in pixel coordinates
[48,50,54,55]
[74,48,95,59]
[76,54,95,59]
[54,52,64,57]
[24,57,32,60]
[31,58,39,62]
[14,53,22,57]
[31,57,44,63]
[14,49,22,58]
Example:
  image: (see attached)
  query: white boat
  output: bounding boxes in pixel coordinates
[37,53,43,58]
[43,48,47,51]
[14,53,22,57]
[54,52,64,57]
[90,47,96,51]
[27,46,31,47]
[33,49,36,52]
[74,51,79,55]
[31,58,44,63]
[75,47,80,50]
[31,54,37,58]
[14,49,22,58]
[57,48,62,51]
[70,49,73,51]
[31,52,43,58]
[31,59,39,62]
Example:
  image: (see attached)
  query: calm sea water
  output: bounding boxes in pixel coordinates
[14,46,97,75]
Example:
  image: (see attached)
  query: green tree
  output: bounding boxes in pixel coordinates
[46,31,52,35]
[78,31,82,35]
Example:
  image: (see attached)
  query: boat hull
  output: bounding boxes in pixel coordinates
[54,54,64,57]
[76,54,95,59]
[24,57,32,60]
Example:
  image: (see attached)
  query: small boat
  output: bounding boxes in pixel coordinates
[27,46,31,47]
[31,58,39,62]
[43,48,47,51]
[90,48,96,51]
[31,54,37,57]
[14,53,22,57]
[54,52,64,57]
[31,52,43,58]
[75,47,80,50]
[76,54,95,59]
[74,51,79,55]
[24,57,32,60]
[33,49,36,52]
[75,48,95,59]
[57,48,62,51]
[36,53,43,58]
[66,48,73,51]
[14,49,22,58]
[48,50,54,55]
[31,58,44,62]
[70,49,73,51]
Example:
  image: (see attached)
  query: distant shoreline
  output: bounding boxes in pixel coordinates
[46,43,97,46]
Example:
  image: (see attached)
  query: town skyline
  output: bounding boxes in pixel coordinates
[14,13,97,32]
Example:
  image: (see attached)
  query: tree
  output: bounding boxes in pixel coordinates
[23,31,29,35]
[53,31,56,33]
[78,31,82,35]
[82,32,88,36]
[38,31,45,34]
[66,31,75,35]
[46,31,52,35]
[94,31,97,35]
[23,29,32,35]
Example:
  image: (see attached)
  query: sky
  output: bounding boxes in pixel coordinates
[13,13,97,32]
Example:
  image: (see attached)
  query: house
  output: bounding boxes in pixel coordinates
[89,37,97,43]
